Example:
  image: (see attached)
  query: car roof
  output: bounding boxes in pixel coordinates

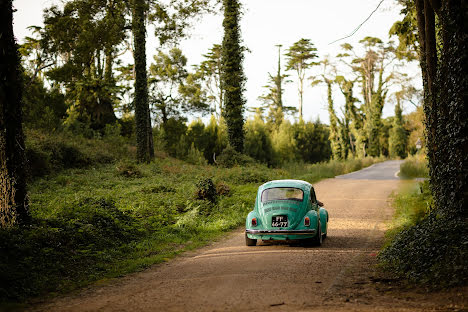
[259,179,312,191]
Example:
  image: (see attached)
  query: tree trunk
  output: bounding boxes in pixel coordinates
[221,0,245,152]
[132,0,153,162]
[414,0,468,217]
[0,0,30,227]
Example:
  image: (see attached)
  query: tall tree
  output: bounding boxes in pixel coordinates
[149,48,209,126]
[40,0,127,130]
[325,78,343,160]
[413,0,467,217]
[285,38,319,120]
[132,0,154,162]
[337,39,401,157]
[389,100,408,158]
[258,45,295,129]
[221,0,246,152]
[0,0,30,227]
[196,44,224,118]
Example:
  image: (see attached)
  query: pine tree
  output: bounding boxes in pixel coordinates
[389,101,408,158]
[285,39,319,120]
[0,0,30,227]
[221,0,246,153]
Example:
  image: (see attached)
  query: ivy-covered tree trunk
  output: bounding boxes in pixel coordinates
[0,0,30,227]
[389,101,408,158]
[414,0,467,217]
[221,0,245,152]
[132,0,154,162]
[326,80,343,160]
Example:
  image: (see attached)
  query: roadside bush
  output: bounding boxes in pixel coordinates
[0,197,144,301]
[379,180,467,287]
[399,155,429,179]
[195,178,217,203]
[379,212,468,287]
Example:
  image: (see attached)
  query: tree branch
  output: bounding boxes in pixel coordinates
[328,0,385,45]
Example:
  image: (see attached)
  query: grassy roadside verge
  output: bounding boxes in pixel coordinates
[0,133,383,305]
[379,173,467,287]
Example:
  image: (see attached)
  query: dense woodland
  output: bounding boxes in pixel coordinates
[0,0,466,303]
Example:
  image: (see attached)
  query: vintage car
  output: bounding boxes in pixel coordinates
[245,179,328,246]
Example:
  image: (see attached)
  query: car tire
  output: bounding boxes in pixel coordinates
[245,233,257,246]
[312,222,322,246]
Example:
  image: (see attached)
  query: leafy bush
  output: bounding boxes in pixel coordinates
[379,181,467,287]
[116,160,142,178]
[195,178,217,203]
[399,155,429,179]
[0,197,144,301]
[216,182,231,196]
[216,145,256,168]
[379,212,468,287]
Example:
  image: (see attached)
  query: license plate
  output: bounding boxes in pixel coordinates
[271,215,288,227]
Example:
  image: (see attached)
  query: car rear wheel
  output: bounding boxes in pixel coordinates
[245,233,257,246]
[311,222,322,246]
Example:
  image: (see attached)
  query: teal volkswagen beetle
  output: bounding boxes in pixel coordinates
[245,180,328,246]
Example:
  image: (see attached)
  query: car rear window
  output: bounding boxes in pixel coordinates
[261,187,304,203]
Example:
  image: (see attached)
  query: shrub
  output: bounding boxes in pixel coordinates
[116,160,142,178]
[216,145,256,168]
[379,212,468,287]
[216,182,231,196]
[399,155,429,179]
[195,178,217,203]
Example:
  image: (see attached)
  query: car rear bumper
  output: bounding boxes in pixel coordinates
[245,229,316,235]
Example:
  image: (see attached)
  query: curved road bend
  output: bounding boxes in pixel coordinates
[31,160,465,311]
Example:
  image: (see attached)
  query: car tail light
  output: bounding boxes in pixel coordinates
[252,218,257,226]
[304,216,310,227]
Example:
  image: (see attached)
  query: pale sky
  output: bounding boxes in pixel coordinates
[13,0,420,125]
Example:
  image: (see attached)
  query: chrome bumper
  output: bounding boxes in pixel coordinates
[245,229,316,235]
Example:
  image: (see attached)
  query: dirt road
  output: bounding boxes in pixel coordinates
[31,161,466,311]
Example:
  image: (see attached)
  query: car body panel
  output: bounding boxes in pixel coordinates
[245,179,328,242]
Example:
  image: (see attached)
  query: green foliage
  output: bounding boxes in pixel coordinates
[243,114,274,165]
[116,160,142,178]
[379,181,467,287]
[195,44,224,118]
[186,143,208,166]
[132,0,154,163]
[149,48,209,125]
[21,75,66,131]
[0,197,144,301]
[38,0,126,129]
[195,178,217,203]
[221,0,246,152]
[389,103,408,158]
[399,155,429,179]
[389,0,419,60]
[0,127,381,303]
[285,38,319,119]
[24,129,131,179]
[216,145,256,168]
[271,120,297,164]
[292,120,331,164]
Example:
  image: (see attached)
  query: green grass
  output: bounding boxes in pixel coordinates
[383,180,433,242]
[0,131,383,304]
[379,180,468,287]
[399,154,429,179]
